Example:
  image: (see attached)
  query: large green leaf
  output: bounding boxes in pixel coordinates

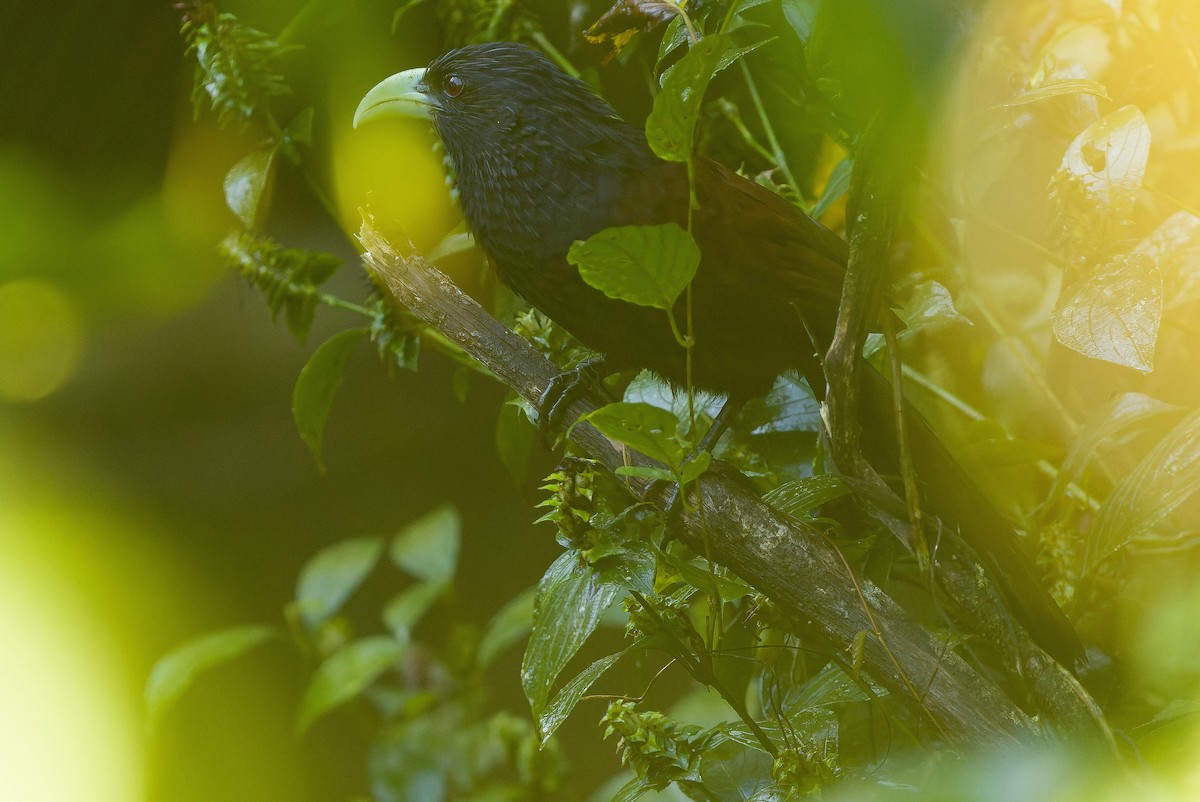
[292,327,368,471]
[538,649,629,744]
[583,401,688,473]
[646,35,731,162]
[297,635,404,733]
[521,553,620,718]
[146,625,279,733]
[295,535,385,631]
[569,223,700,312]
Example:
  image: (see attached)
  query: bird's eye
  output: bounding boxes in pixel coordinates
[442,74,464,98]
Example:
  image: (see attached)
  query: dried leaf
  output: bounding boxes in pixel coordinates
[585,0,682,59]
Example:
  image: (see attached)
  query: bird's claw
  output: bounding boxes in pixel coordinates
[536,356,609,445]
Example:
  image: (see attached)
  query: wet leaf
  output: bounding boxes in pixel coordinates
[522,552,620,717]
[894,279,974,332]
[1134,211,1200,308]
[1052,251,1161,372]
[1050,105,1151,254]
[539,648,632,743]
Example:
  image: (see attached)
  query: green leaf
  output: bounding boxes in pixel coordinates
[678,451,712,485]
[583,402,688,473]
[285,106,315,147]
[224,146,278,228]
[427,230,476,263]
[478,586,536,670]
[295,535,385,631]
[610,777,654,802]
[659,548,754,602]
[297,635,404,733]
[1044,392,1180,513]
[646,35,731,162]
[811,156,852,220]
[781,0,822,42]
[1087,406,1200,572]
[496,396,534,484]
[784,662,872,716]
[893,279,973,333]
[569,223,700,311]
[539,648,631,744]
[762,474,849,518]
[697,737,774,800]
[292,328,367,471]
[383,580,446,644]
[453,365,470,404]
[390,505,461,583]
[1052,252,1161,373]
[522,553,620,718]
[146,625,278,733]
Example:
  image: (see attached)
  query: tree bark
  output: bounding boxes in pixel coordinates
[358,213,1062,748]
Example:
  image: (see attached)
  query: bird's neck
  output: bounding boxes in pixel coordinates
[445,123,657,266]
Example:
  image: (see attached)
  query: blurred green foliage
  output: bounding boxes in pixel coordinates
[6,0,1200,800]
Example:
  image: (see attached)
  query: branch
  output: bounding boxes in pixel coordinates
[355,211,1056,747]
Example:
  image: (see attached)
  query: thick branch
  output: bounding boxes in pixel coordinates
[357,213,1048,747]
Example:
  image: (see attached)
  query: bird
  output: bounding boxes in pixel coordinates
[353,41,1084,667]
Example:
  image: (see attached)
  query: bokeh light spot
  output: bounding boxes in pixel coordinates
[0,510,144,802]
[0,279,83,402]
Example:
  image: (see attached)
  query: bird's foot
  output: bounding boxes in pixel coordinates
[536,356,609,445]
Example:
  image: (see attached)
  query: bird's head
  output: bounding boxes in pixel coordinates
[354,43,636,171]
[353,42,656,258]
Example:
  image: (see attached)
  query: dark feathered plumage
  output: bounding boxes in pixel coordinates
[355,42,1083,666]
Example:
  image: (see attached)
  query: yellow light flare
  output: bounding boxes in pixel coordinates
[0,509,144,802]
[332,116,458,255]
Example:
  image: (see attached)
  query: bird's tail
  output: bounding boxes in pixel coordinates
[857,365,1085,668]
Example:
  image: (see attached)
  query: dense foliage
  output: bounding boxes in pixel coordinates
[151,1,1200,799]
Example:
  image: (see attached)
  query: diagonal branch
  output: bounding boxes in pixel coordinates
[355,211,1056,747]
